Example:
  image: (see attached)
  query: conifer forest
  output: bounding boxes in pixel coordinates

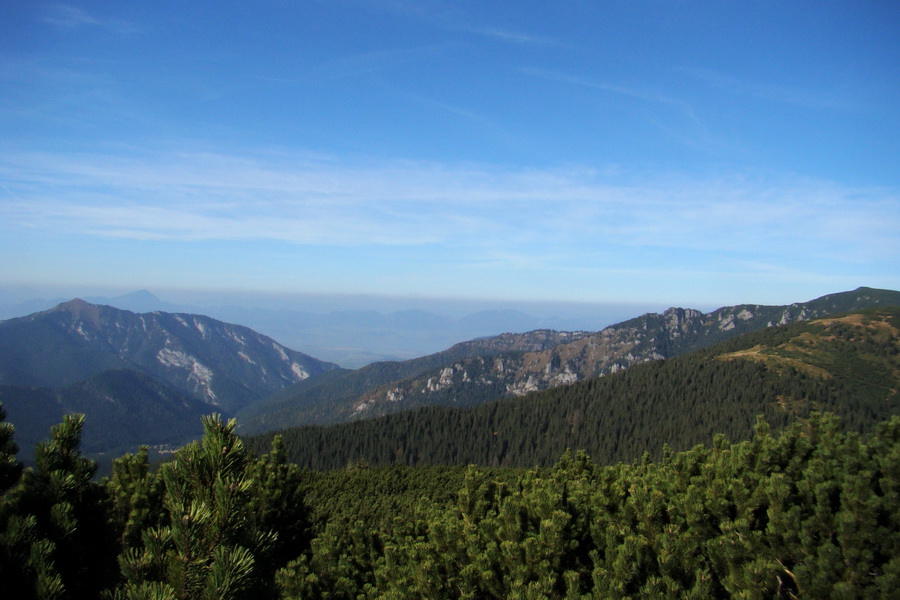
[2,409,899,599]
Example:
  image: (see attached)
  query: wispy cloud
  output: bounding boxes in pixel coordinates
[313,44,453,80]
[357,1,564,48]
[520,67,702,124]
[41,3,137,34]
[1,149,896,268]
[520,66,737,155]
[466,27,562,47]
[42,4,98,28]
[681,67,859,112]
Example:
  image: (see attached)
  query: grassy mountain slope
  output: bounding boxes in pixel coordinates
[244,307,900,469]
[240,287,900,434]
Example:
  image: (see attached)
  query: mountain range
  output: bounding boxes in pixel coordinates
[0,289,644,367]
[1,286,898,461]
[236,286,900,433]
[244,305,900,469]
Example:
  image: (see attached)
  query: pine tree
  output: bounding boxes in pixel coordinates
[106,446,166,551]
[0,402,22,492]
[245,434,313,598]
[112,414,276,600]
[0,402,57,600]
[1,412,117,600]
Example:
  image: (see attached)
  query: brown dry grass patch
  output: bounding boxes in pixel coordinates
[717,345,833,380]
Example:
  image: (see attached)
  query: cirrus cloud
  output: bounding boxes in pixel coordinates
[1,148,896,264]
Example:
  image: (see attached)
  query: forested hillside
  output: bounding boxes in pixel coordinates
[245,308,900,469]
[0,369,206,460]
[1,406,897,598]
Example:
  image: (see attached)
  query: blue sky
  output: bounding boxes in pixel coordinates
[1,0,898,309]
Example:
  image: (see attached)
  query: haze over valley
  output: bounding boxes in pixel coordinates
[0,287,666,368]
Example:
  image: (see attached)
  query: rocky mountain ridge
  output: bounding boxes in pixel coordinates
[234,328,590,430]
[239,288,900,431]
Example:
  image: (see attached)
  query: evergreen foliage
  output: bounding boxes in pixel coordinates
[0,403,22,492]
[272,414,900,599]
[0,412,118,599]
[1,408,898,598]
[106,446,167,551]
[107,415,279,600]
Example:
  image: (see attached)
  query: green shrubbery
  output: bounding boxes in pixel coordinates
[1,407,898,599]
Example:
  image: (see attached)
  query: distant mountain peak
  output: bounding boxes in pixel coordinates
[119,289,162,302]
[51,298,104,323]
[56,297,90,309]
